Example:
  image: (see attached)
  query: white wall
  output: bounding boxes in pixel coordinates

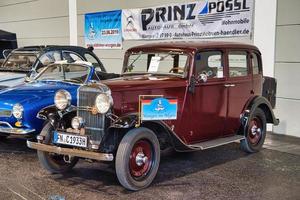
[0,0,70,46]
[273,0,300,137]
[253,0,277,77]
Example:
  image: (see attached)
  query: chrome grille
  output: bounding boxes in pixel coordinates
[78,85,106,141]
[0,109,12,117]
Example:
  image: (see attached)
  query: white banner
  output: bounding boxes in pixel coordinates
[122,0,254,40]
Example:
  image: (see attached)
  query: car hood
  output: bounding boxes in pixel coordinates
[0,71,26,86]
[101,75,187,92]
[0,81,79,107]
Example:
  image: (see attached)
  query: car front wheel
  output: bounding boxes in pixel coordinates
[115,127,160,191]
[241,108,267,153]
[37,122,79,174]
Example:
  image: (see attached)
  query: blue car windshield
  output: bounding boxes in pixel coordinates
[36,64,90,84]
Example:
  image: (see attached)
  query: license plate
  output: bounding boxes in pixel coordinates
[53,131,87,148]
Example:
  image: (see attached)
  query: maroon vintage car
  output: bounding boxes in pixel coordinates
[28,41,279,190]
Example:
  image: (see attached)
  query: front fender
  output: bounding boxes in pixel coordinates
[37,105,77,128]
[109,113,138,129]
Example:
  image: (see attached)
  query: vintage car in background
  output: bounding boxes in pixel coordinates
[28,42,279,191]
[0,61,119,140]
[0,45,104,90]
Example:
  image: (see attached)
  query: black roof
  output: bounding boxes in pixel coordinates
[0,30,17,41]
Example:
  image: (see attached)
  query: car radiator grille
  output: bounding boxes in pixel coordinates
[78,85,106,142]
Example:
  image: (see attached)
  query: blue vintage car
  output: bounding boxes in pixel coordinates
[0,45,104,90]
[0,61,119,139]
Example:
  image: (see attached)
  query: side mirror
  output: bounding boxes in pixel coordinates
[24,76,31,82]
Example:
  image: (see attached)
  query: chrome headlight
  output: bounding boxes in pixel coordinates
[54,90,71,110]
[12,103,24,119]
[95,93,113,114]
[71,117,84,130]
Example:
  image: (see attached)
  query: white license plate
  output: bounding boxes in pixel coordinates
[53,131,87,148]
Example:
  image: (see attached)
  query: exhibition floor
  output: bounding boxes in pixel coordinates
[0,133,299,200]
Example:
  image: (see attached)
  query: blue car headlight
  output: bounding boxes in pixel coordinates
[12,103,24,119]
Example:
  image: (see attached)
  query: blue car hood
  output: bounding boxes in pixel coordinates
[0,71,26,88]
[0,81,79,107]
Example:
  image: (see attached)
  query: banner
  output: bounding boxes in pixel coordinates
[122,0,254,40]
[85,10,122,49]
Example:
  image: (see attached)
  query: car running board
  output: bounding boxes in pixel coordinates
[188,135,245,150]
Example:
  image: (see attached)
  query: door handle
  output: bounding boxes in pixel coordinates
[224,84,236,87]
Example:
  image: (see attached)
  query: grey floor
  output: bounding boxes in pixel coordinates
[0,132,299,200]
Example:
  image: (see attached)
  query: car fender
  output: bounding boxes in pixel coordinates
[241,96,279,132]
[106,113,194,152]
[37,105,76,128]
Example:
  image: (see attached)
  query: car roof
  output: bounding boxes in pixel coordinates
[127,41,260,53]
[12,45,92,54]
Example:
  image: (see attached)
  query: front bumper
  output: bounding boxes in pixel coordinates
[27,141,114,161]
[0,121,35,135]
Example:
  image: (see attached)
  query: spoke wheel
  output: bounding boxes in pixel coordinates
[116,127,160,191]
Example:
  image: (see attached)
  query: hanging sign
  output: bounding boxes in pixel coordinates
[122,0,254,40]
[85,10,122,49]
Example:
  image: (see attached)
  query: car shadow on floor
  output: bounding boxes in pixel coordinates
[49,143,250,194]
[0,138,34,154]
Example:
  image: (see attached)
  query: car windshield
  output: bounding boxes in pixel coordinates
[1,53,37,72]
[36,63,90,84]
[123,52,189,76]
[34,50,84,73]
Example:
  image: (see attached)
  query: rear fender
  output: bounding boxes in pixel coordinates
[240,96,279,135]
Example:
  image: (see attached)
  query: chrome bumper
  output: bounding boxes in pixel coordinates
[0,121,35,135]
[27,141,114,161]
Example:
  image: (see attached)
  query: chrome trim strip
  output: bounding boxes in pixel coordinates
[0,121,35,135]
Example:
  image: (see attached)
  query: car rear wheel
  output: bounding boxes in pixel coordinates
[115,127,160,191]
[240,108,267,153]
[37,122,78,174]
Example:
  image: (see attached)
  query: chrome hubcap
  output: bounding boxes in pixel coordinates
[251,125,261,136]
[135,152,148,166]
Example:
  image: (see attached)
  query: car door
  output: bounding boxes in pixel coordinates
[180,50,227,143]
[223,49,253,136]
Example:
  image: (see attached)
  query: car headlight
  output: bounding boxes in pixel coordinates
[71,117,84,130]
[95,93,112,114]
[54,90,72,110]
[12,104,24,119]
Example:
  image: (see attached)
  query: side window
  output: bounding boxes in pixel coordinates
[228,51,248,77]
[252,53,261,75]
[85,53,101,70]
[62,51,84,63]
[195,51,224,79]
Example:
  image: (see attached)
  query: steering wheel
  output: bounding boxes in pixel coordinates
[169,67,185,73]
